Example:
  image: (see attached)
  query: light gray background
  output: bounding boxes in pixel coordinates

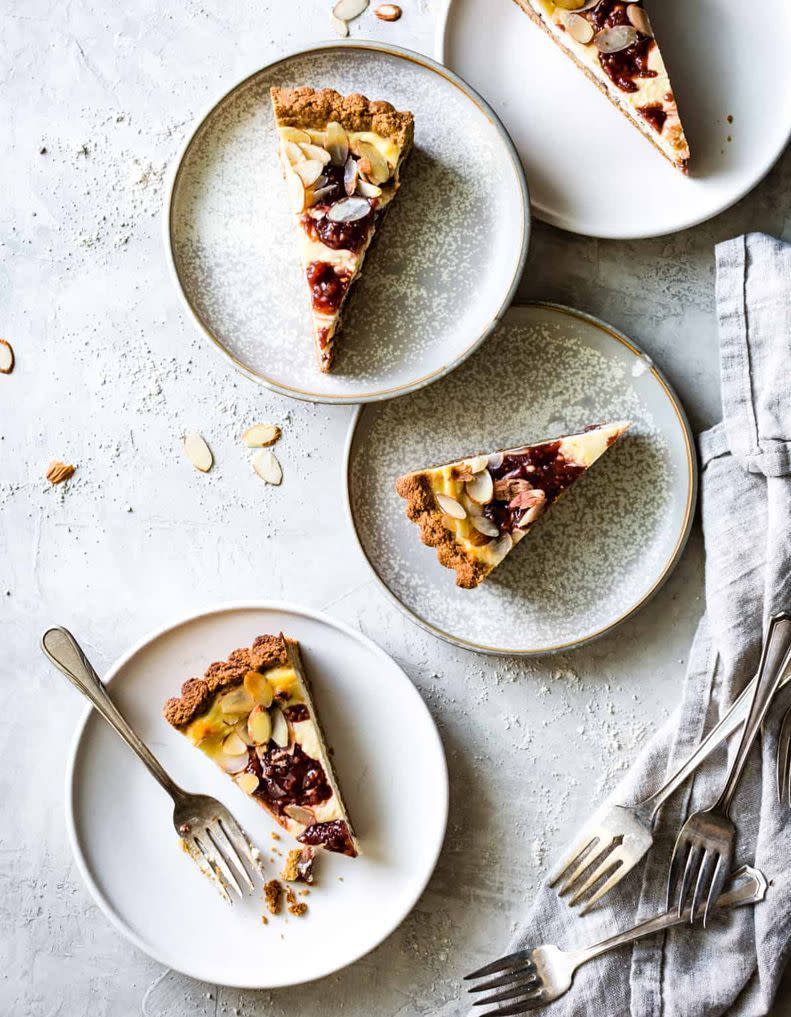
[2,2,789,1015]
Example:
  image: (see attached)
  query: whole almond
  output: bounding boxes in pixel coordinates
[375,3,402,20]
[47,461,76,485]
[0,339,14,374]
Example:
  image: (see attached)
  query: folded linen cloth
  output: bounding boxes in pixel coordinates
[470,234,791,1017]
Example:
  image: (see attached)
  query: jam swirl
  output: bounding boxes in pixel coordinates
[483,441,585,534]
[298,819,356,856]
[586,0,656,94]
[637,103,667,133]
[246,743,332,814]
[306,261,350,315]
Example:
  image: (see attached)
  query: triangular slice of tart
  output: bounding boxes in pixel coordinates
[395,421,630,589]
[271,86,414,372]
[164,634,359,857]
[513,1,689,172]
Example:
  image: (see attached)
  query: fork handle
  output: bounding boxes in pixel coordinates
[570,864,766,967]
[42,627,184,802]
[716,613,791,814]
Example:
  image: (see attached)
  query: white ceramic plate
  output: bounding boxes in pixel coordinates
[66,603,448,987]
[437,0,791,239]
[166,41,529,404]
[346,304,697,654]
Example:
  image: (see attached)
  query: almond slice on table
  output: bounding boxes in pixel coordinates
[331,14,349,37]
[183,432,213,472]
[333,0,368,21]
[375,4,402,21]
[242,423,281,448]
[46,461,76,485]
[252,449,283,485]
[0,339,14,374]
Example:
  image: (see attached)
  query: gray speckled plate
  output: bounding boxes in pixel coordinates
[166,42,529,404]
[345,304,697,655]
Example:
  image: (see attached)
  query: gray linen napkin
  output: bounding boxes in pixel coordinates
[471,234,791,1017]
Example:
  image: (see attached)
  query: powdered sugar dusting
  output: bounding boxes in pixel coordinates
[348,305,694,653]
[170,45,526,400]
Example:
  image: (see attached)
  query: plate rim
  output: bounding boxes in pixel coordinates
[63,599,450,988]
[343,301,699,656]
[163,39,531,405]
[435,0,791,240]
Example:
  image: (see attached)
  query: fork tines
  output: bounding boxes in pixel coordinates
[549,833,624,913]
[466,952,544,1016]
[183,814,261,903]
[777,706,791,805]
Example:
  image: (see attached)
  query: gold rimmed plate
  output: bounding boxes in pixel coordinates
[345,303,697,655]
[165,41,529,404]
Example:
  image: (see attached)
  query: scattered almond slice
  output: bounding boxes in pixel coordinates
[333,0,368,20]
[375,3,401,20]
[252,449,283,485]
[46,461,76,485]
[183,432,213,473]
[242,423,281,448]
[0,339,14,374]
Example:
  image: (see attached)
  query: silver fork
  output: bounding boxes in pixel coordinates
[549,671,764,912]
[466,864,766,1016]
[667,612,791,926]
[776,705,791,805]
[42,626,264,903]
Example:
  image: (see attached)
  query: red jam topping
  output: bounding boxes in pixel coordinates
[298,819,357,856]
[587,1,656,94]
[283,703,309,722]
[246,744,332,813]
[638,103,667,133]
[483,440,585,534]
[306,261,350,315]
[301,209,373,253]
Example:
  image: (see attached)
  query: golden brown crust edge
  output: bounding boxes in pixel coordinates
[510,0,689,174]
[163,634,292,728]
[395,473,489,590]
[271,86,414,153]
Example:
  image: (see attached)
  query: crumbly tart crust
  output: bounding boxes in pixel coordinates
[271,86,414,373]
[164,633,359,857]
[513,0,689,172]
[395,421,630,589]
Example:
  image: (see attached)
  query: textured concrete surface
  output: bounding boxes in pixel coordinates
[2,1,790,1015]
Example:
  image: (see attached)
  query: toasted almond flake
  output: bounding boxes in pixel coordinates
[466,455,490,474]
[183,432,213,472]
[0,339,14,374]
[222,731,249,757]
[461,492,483,517]
[252,449,283,485]
[235,772,260,795]
[284,804,315,826]
[286,170,307,213]
[282,140,306,165]
[248,705,273,746]
[299,143,331,165]
[46,460,76,485]
[331,13,349,36]
[333,0,368,19]
[270,707,289,748]
[594,24,638,52]
[343,155,359,196]
[466,470,494,505]
[218,752,249,774]
[375,3,401,19]
[244,669,274,707]
[325,121,349,166]
[489,533,514,564]
[566,12,594,43]
[436,493,466,519]
[220,686,255,716]
[488,451,504,470]
[327,196,371,223]
[626,4,653,36]
[280,127,311,145]
[355,178,382,198]
[471,515,500,538]
[309,184,336,206]
[234,718,254,746]
[242,422,281,448]
[353,140,390,184]
[293,159,325,187]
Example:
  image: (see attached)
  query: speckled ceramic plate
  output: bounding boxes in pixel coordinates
[346,304,697,654]
[438,0,791,239]
[65,603,448,987]
[166,41,529,404]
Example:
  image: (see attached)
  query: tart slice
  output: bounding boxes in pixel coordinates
[163,634,359,857]
[513,1,689,172]
[395,421,630,588]
[271,86,414,372]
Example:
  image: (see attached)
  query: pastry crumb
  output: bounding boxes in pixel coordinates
[264,879,282,915]
[280,846,315,884]
[285,887,308,917]
[261,915,268,925]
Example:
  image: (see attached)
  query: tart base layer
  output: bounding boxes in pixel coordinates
[164,634,359,857]
[396,421,630,588]
[271,86,414,372]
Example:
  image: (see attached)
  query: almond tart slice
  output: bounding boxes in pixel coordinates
[164,634,359,857]
[271,86,414,372]
[513,1,689,172]
[395,421,630,589]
